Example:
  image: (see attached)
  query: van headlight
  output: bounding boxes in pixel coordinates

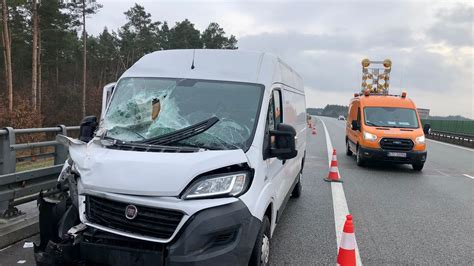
[182,172,251,199]
[415,135,425,144]
[363,131,378,141]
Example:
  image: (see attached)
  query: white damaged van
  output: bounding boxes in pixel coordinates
[34,50,306,266]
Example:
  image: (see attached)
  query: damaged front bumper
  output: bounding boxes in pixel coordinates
[34,193,261,266]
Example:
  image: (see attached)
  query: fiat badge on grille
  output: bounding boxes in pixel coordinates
[125,204,138,220]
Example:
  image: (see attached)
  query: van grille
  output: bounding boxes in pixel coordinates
[86,196,183,240]
[380,138,414,151]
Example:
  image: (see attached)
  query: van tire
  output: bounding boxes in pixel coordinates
[346,140,353,156]
[249,216,271,266]
[291,172,302,198]
[356,147,365,167]
[412,163,424,171]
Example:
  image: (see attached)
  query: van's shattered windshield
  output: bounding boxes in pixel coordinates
[364,107,419,128]
[102,78,263,150]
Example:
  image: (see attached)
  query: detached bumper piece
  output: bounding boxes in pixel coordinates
[35,198,261,266]
[359,146,427,164]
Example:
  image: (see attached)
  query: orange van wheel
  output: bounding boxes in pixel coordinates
[346,141,353,156]
[356,147,365,167]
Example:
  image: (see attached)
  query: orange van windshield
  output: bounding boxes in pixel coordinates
[364,107,419,129]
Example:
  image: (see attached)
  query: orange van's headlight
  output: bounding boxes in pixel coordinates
[415,135,425,144]
[363,131,378,141]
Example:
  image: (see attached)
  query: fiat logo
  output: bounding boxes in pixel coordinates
[125,205,138,220]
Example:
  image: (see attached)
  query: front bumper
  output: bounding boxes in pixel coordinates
[35,199,261,266]
[359,146,427,164]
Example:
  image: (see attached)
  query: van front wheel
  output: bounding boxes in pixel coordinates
[249,216,271,266]
[291,172,302,198]
[412,163,424,171]
[346,140,353,156]
[356,147,365,167]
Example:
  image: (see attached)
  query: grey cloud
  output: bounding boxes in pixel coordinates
[240,31,469,97]
[427,4,473,46]
[436,4,473,24]
[427,23,472,47]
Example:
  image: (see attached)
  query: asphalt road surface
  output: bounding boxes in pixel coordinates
[271,116,473,265]
[1,116,473,265]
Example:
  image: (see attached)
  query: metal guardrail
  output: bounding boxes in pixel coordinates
[0,126,79,219]
[428,130,474,148]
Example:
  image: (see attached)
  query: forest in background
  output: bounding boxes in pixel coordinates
[0,0,237,129]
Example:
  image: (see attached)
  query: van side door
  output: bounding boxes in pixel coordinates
[264,89,287,214]
[347,101,360,149]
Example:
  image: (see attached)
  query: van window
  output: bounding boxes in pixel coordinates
[273,90,282,126]
[266,90,283,148]
[103,77,264,150]
[364,107,419,128]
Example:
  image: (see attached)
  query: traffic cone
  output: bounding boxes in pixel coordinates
[324,149,342,182]
[312,126,317,135]
[337,215,356,266]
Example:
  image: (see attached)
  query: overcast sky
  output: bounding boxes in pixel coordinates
[88,0,473,118]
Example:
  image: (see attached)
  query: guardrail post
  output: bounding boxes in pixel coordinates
[0,127,16,175]
[0,127,20,219]
[55,125,68,165]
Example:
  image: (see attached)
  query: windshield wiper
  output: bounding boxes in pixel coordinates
[137,117,220,145]
[101,136,202,152]
[366,121,382,127]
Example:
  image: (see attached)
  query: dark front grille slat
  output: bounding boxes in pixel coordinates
[86,196,183,240]
[88,197,182,223]
[89,211,175,238]
[380,138,414,151]
[89,202,177,230]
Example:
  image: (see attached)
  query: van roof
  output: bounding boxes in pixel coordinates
[356,94,417,109]
[121,49,304,91]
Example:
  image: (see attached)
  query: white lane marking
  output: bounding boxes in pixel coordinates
[17,260,26,264]
[319,117,362,265]
[462,174,474,180]
[435,169,450,177]
[0,244,12,252]
[426,139,473,152]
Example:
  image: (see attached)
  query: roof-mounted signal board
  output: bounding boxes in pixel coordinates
[361,58,392,95]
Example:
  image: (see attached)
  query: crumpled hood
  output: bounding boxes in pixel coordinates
[69,142,249,197]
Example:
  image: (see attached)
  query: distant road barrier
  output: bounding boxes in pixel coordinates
[421,119,474,149]
[422,119,474,136]
[427,130,474,148]
[0,126,79,219]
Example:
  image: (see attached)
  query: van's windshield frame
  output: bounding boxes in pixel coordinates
[101,77,265,152]
[363,107,420,129]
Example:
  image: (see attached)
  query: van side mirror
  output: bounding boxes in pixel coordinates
[423,123,431,134]
[351,120,360,131]
[79,116,98,142]
[269,123,298,160]
[101,82,116,119]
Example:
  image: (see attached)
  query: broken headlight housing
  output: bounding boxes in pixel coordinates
[182,172,251,199]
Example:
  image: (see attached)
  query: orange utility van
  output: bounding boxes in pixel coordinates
[345,59,430,171]
[345,90,429,170]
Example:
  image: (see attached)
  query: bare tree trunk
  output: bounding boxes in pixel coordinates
[31,0,38,110]
[82,0,86,117]
[0,28,5,113]
[55,55,59,87]
[38,18,42,115]
[1,0,13,112]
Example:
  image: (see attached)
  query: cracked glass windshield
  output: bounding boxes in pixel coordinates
[102,77,263,150]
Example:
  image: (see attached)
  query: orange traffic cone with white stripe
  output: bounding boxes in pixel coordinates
[324,149,343,182]
[337,214,356,266]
